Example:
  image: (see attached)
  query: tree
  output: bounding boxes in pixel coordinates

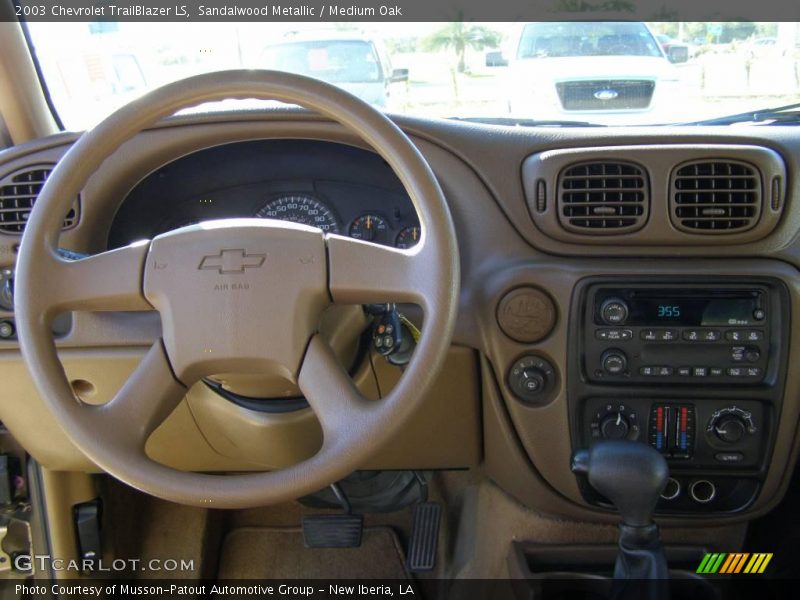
[421,22,503,73]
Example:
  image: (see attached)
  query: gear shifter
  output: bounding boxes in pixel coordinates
[572,440,670,600]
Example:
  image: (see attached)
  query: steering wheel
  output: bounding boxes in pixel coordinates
[15,70,460,508]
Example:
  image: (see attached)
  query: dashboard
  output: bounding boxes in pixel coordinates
[2,112,800,527]
[107,139,420,250]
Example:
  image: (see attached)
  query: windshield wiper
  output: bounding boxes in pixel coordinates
[452,117,605,127]
[684,102,800,126]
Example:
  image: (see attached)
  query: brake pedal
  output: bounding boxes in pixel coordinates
[302,513,363,548]
[302,482,363,548]
[406,502,441,572]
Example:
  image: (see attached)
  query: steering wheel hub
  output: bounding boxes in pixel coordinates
[144,219,329,384]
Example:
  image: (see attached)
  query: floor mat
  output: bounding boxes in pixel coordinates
[218,526,410,579]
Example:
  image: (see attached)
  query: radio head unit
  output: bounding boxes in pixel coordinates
[583,283,775,385]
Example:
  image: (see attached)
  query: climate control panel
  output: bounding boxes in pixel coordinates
[579,397,768,512]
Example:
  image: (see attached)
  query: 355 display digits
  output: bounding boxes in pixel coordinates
[657,304,681,318]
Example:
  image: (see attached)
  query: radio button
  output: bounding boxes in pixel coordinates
[726,330,763,342]
[657,329,678,341]
[677,367,692,376]
[692,367,708,377]
[753,309,766,321]
[701,330,721,342]
[745,367,762,377]
[640,366,673,377]
[709,367,724,377]
[641,329,658,341]
[596,328,633,341]
[727,367,744,377]
[682,330,700,342]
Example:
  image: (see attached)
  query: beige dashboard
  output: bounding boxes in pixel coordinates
[1,111,800,525]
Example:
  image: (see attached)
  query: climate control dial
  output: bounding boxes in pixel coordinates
[591,403,640,441]
[707,407,757,444]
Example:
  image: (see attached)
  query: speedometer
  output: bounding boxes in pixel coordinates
[254,194,340,234]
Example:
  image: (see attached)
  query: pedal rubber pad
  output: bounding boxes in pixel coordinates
[406,502,441,572]
[302,514,363,548]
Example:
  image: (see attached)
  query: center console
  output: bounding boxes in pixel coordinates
[569,277,790,515]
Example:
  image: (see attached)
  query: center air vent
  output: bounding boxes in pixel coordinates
[0,166,79,234]
[671,160,761,233]
[558,161,649,234]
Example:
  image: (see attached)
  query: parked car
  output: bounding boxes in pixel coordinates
[503,21,687,124]
[260,31,408,108]
[656,34,691,62]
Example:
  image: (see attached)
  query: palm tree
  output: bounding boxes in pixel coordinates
[422,22,503,73]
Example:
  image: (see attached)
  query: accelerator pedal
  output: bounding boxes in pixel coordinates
[302,482,363,548]
[406,501,441,572]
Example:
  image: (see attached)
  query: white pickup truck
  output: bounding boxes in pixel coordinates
[504,22,688,124]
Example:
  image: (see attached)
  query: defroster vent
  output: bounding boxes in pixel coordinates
[671,160,761,233]
[0,166,79,234]
[558,161,648,233]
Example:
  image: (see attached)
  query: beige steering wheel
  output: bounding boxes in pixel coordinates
[15,70,459,508]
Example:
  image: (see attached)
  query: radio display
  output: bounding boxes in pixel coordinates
[598,290,762,326]
[632,298,756,325]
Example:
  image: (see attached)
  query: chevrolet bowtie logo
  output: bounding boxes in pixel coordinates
[198,249,266,274]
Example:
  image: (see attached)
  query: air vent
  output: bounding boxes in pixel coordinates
[671,160,761,233]
[558,161,648,233]
[0,166,79,234]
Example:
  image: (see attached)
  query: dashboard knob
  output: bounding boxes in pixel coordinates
[520,367,546,394]
[601,349,628,375]
[744,347,761,363]
[713,416,747,444]
[600,412,630,439]
[507,355,556,403]
[600,297,629,325]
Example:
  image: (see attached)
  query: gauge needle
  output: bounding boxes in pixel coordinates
[616,413,622,426]
[367,215,372,229]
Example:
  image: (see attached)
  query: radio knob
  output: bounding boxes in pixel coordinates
[744,347,761,363]
[600,297,629,325]
[601,349,628,375]
[600,412,630,439]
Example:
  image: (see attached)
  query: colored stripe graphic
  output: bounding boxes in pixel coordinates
[698,552,773,574]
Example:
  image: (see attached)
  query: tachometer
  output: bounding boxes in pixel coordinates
[255,194,340,234]
[349,214,389,242]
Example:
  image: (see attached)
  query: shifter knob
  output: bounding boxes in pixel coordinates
[572,440,668,527]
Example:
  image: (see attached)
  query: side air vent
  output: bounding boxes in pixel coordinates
[0,166,79,234]
[671,160,761,233]
[558,161,648,233]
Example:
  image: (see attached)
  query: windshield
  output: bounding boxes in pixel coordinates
[26,21,800,129]
[262,40,383,84]
[517,22,662,59]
